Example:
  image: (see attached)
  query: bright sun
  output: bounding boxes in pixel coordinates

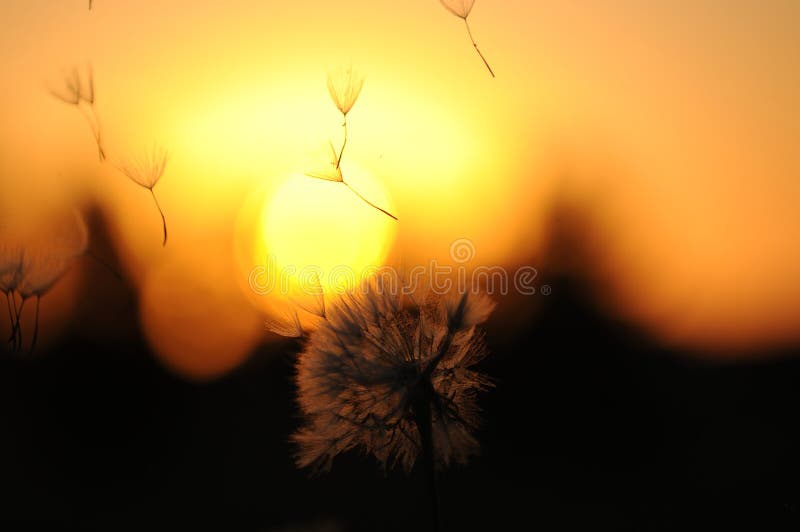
[257,166,396,296]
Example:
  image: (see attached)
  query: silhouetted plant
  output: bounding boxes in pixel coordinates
[50,65,106,161]
[2,228,86,354]
[0,246,24,351]
[270,279,495,530]
[17,252,73,354]
[306,67,398,221]
[2,210,124,353]
[3,217,130,356]
[117,145,170,245]
[439,0,495,77]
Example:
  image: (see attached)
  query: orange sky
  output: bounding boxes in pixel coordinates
[1,1,799,375]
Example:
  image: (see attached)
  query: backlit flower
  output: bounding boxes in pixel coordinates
[290,283,495,473]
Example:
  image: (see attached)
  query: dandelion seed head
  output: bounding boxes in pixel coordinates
[17,251,73,299]
[440,0,475,19]
[0,245,24,294]
[326,67,365,116]
[292,282,495,473]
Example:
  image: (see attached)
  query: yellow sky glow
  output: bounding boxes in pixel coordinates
[2,1,800,373]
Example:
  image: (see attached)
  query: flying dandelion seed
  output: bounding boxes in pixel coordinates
[326,67,364,171]
[117,145,170,246]
[439,0,495,77]
[327,66,365,118]
[305,141,344,183]
[305,68,398,221]
[49,65,106,160]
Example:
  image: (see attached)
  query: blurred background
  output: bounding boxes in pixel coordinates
[1,0,799,529]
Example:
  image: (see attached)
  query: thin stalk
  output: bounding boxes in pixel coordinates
[30,296,40,355]
[5,292,15,346]
[336,117,348,170]
[91,107,106,161]
[149,188,168,246]
[343,182,398,221]
[464,18,495,78]
[414,393,441,532]
[78,104,105,161]
[13,297,26,352]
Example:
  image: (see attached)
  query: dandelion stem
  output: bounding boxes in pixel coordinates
[343,182,398,221]
[336,117,348,170]
[149,188,168,246]
[30,296,40,355]
[5,292,15,346]
[13,296,26,352]
[414,393,441,532]
[464,18,495,78]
